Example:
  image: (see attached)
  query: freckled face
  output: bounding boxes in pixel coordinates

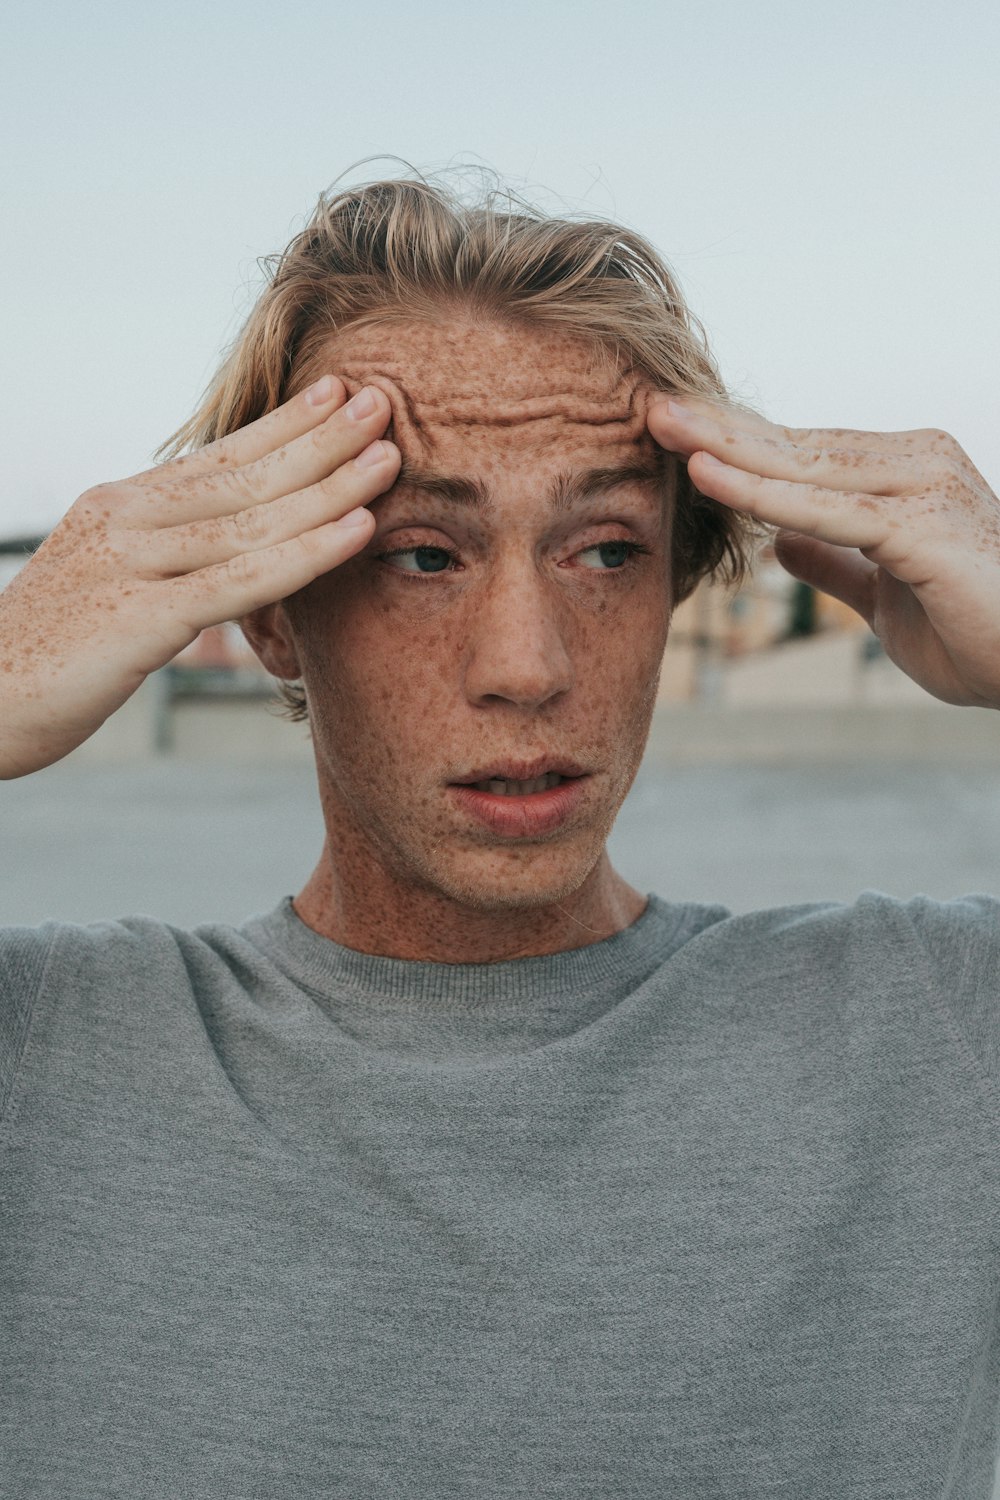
[284,318,673,911]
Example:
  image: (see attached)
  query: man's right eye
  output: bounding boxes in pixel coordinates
[380,545,457,574]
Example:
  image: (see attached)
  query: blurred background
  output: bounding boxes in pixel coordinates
[3,15,998,1488]
[2,0,1000,932]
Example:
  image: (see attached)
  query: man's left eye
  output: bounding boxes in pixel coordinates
[576,541,642,570]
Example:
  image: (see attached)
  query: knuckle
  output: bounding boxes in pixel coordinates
[73,482,120,522]
[305,416,339,454]
[223,549,262,587]
[192,432,235,468]
[937,432,966,467]
[216,461,255,500]
[319,460,360,496]
[288,533,318,566]
[941,452,969,484]
[920,448,968,488]
[77,480,116,506]
[917,427,959,454]
[793,445,824,471]
[228,502,269,547]
[912,429,969,483]
[190,514,227,550]
[180,462,251,506]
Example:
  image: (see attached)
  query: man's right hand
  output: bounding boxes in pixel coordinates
[0,376,400,779]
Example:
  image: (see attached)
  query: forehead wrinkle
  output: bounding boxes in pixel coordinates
[413,391,638,430]
[335,362,648,456]
[340,379,647,458]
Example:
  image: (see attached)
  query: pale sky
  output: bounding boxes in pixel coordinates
[1,0,997,537]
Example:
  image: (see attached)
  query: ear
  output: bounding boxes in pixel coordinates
[239,603,302,679]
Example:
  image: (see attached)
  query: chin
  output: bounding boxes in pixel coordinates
[409,839,605,915]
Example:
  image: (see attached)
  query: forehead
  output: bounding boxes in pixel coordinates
[328,317,656,471]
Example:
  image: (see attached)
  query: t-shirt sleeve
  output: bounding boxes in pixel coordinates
[0,925,59,1123]
[901,893,1000,1090]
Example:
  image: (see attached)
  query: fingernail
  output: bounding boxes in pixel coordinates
[337,506,374,528]
[345,387,377,420]
[305,374,335,406]
[665,398,685,416]
[354,439,387,469]
[700,453,723,466]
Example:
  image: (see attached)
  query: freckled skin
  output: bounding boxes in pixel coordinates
[5,306,999,829]
[330,322,651,466]
[244,319,674,962]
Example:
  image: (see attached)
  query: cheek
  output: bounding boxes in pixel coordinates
[555,555,671,670]
[294,580,461,783]
[563,575,671,749]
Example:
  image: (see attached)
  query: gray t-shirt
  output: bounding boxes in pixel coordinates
[1,891,998,1499]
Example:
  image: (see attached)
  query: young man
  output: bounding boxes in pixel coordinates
[2,175,998,1498]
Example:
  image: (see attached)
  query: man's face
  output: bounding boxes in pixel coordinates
[282,317,673,912]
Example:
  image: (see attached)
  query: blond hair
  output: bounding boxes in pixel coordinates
[159,168,759,717]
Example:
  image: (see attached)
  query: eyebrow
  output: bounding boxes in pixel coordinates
[392,455,670,513]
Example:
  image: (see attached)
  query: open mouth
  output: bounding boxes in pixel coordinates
[470,772,570,796]
[448,763,590,837]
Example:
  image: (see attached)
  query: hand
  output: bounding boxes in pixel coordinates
[0,377,400,778]
[647,396,1000,709]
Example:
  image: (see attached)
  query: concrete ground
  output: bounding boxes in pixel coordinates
[3,752,999,927]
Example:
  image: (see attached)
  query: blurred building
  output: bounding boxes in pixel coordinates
[658,547,872,703]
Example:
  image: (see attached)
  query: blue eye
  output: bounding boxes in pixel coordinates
[577,541,643,570]
[382,546,455,574]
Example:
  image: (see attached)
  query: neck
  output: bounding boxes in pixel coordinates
[293,841,646,964]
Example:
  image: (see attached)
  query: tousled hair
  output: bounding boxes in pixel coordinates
[158,166,761,721]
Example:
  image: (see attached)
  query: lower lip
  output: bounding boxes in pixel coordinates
[448,777,590,837]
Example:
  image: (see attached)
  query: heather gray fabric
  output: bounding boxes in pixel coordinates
[1,890,999,1499]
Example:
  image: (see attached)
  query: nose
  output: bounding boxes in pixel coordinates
[462,564,574,710]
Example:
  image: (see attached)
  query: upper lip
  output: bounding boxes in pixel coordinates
[451,758,590,784]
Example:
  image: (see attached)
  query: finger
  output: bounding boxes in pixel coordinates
[139,374,349,482]
[166,506,379,628]
[773,531,877,627]
[688,452,893,550]
[648,392,936,453]
[648,401,928,497]
[135,385,394,526]
[147,439,400,575]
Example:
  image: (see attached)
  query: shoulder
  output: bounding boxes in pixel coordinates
[657,887,1000,1017]
[0,909,290,1121]
[0,912,234,978]
[0,917,185,1123]
[0,909,283,1028]
[677,888,1000,964]
[666,889,1000,1087]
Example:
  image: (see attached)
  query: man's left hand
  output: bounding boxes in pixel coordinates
[647,397,1000,709]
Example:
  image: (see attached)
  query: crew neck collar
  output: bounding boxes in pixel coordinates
[242,893,692,1017]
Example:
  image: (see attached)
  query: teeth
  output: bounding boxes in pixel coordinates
[473,772,565,796]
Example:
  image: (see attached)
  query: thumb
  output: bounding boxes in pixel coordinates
[773,531,877,631]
